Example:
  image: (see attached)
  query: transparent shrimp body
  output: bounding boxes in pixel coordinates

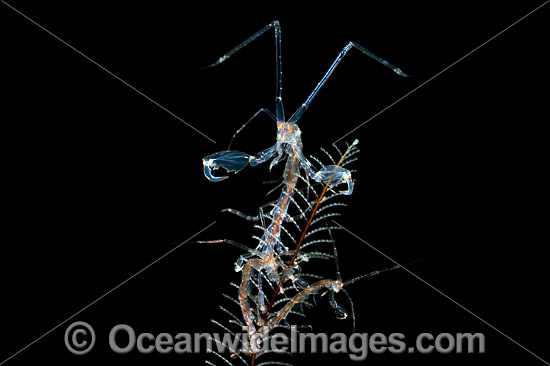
[199,20,408,361]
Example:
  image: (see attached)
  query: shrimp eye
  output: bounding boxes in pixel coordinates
[289,126,293,132]
[277,123,282,129]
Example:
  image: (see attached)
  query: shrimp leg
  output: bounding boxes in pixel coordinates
[204,21,285,122]
[288,42,409,124]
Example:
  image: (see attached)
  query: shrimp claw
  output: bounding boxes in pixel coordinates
[313,165,354,195]
[203,150,251,182]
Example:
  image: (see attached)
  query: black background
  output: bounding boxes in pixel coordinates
[2,1,548,365]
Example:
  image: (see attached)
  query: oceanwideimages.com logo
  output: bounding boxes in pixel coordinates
[65,321,485,360]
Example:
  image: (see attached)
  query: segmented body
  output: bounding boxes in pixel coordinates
[199,20,407,365]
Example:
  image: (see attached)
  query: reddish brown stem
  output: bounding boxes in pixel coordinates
[263,183,330,321]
